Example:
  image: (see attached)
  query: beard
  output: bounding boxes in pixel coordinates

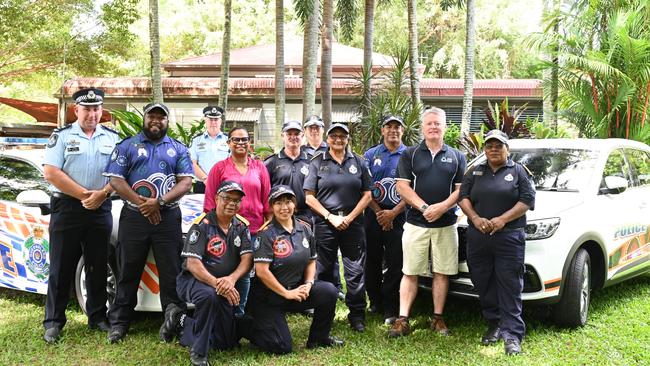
[143,125,168,141]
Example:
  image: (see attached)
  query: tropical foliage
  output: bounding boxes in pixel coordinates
[110,108,204,146]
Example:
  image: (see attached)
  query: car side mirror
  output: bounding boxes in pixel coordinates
[599,176,628,195]
[16,190,51,215]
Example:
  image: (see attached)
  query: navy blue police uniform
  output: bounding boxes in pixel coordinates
[363,142,407,318]
[459,158,535,343]
[247,218,337,354]
[104,131,194,331]
[301,141,328,158]
[264,149,311,222]
[176,211,252,355]
[42,88,119,334]
[303,149,372,323]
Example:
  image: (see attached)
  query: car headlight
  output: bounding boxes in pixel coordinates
[525,217,561,240]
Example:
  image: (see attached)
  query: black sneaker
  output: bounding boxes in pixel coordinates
[88,320,111,332]
[504,338,521,355]
[159,303,183,342]
[481,325,500,346]
[108,327,126,344]
[44,327,61,344]
[190,349,210,366]
[306,335,345,349]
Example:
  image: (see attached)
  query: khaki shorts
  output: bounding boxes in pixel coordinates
[401,222,458,276]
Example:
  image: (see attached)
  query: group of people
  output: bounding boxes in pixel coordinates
[41,87,535,365]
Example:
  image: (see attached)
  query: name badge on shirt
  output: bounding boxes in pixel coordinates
[66,147,80,152]
[473,170,483,176]
[440,156,453,163]
[504,173,514,182]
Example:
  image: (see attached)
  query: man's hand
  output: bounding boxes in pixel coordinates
[214,275,236,295]
[284,288,309,302]
[138,196,161,224]
[218,287,240,306]
[423,202,447,223]
[80,190,105,210]
[471,216,494,234]
[377,209,397,229]
[488,216,507,235]
[328,214,349,231]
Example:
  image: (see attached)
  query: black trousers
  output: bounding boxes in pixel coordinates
[246,279,337,354]
[315,218,366,321]
[44,197,111,330]
[108,206,185,329]
[466,227,526,342]
[193,181,206,194]
[177,273,238,356]
[298,210,341,292]
[364,210,404,318]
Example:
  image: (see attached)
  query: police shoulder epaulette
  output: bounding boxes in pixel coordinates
[257,219,271,232]
[53,124,72,133]
[100,125,120,135]
[235,214,250,226]
[193,212,207,225]
[521,164,533,177]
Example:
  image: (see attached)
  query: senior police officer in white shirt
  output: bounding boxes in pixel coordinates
[42,87,120,343]
[189,106,230,193]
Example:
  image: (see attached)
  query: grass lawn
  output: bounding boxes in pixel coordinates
[1,274,649,366]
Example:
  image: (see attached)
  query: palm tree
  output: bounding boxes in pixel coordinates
[407,0,420,108]
[361,0,376,117]
[296,0,320,121]
[320,0,334,128]
[149,0,163,103]
[461,0,476,135]
[276,0,286,129]
[219,0,232,111]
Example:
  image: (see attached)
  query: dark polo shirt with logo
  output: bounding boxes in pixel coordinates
[397,141,466,228]
[264,149,311,215]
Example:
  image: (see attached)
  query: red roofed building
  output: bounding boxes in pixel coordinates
[59,41,542,147]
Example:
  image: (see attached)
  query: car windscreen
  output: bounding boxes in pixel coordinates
[507,148,599,192]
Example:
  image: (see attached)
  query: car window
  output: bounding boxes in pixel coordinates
[0,157,49,201]
[508,148,599,192]
[624,148,650,187]
[601,149,633,188]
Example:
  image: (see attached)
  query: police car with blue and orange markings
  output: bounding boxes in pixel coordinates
[0,139,205,312]
[427,138,650,327]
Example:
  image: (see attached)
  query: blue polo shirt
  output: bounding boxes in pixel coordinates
[103,132,194,203]
[43,122,120,192]
[264,149,311,215]
[303,150,372,218]
[396,141,466,228]
[459,159,535,230]
[301,141,328,158]
[188,131,230,174]
[363,143,407,209]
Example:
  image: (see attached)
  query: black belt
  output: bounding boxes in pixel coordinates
[125,202,179,213]
[52,192,78,201]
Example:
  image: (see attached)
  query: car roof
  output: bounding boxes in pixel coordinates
[508,138,650,151]
[0,145,46,167]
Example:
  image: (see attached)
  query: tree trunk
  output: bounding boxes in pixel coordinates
[542,0,559,130]
[276,0,286,133]
[460,0,476,135]
[302,0,320,121]
[407,0,420,108]
[219,0,232,111]
[361,0,375,117]
[321,0,334,128]
[149,0,163,103]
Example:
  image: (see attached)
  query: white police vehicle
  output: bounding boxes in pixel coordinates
[436,138,650,327]
[0,140,204,312]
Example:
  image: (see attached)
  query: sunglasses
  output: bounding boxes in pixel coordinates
[229,137,250,144]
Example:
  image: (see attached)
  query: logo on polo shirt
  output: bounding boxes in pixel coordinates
[137,146,148,158]
[167,148,176,158]
[349,165,358,174]
[273,238,293,258]
[504,173,514,182]
[301,165,309,176]
[207,235,227,257]
[440,156,453,163]
[373,158,382,166]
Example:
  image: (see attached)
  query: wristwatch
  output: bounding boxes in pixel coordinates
[420,204,429,212]
[157,197,166,207]
[305,280,315,286]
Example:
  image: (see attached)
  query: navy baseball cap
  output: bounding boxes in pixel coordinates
[282,120,303,133]
[143,103,170,117]
[382,115,405,127]
[72,88,104,106]
[304,115,325,128]
[484,129,509,145]
[326,123,349,136]
[268,185,296,203]
[217,181,246,196]
[203,106,224,118]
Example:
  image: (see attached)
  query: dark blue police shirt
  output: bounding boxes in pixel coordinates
[253,218,317,290]
[364,143,407,209]
[303,150,372,217]
[264,149,311,215]
[180,212,252,278]
[459,159,536,230]
[104,132,194,205]
[301,142,328,158]
[396,141,467,228]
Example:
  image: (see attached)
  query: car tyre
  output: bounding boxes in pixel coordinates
[74,255,117,314]
[552,248,591,327]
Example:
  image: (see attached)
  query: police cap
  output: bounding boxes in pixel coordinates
[304,115,324,128]
[143,103,170,117]
[203,106,224,119]
[268,185,296,204]
[72,88,104,106]
[217,180,246,196]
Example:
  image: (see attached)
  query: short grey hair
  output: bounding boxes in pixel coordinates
[422,106,446,121]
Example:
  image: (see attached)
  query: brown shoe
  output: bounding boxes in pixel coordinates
[430,316,450,336]
[388,317,411,338]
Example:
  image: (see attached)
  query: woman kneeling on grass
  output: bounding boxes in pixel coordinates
[242,185,344,354]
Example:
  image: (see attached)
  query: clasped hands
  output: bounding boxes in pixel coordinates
[214,276,239,306]
[284,283,312,302]
[138,195,162,225]
[471,215,506,235]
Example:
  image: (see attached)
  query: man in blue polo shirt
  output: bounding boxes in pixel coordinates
[363,115,407,324]
[389,107,466,338]
[104,102,194,343]
[189,106,229,193]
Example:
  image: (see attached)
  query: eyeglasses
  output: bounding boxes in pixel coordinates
[218,194,242,204]
[328,134,348,141]
[229,137,250,144]
[484,142,505,150]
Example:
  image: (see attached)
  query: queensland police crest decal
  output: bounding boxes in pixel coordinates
[23,226,49,280]
[47,134,59,148]
[188,229,200,244]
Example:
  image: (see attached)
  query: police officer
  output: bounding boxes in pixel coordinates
[458,129,535,355]
[304,123,372,332]
[104,102,194,343]
[189,106,229,193]
[264,120,311,222]
[363,115,407,324]
[301,115,327,158]
[389,107,467,338]
[170,181,253,366]
[245,186,344,354]
[42,87,119,343]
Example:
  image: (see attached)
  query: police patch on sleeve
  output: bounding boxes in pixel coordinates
[111,147,119,161]
[253,236,260,251]
[302,237,309,248]
[188,229,200,244]
[47,133,59,148]
[234,236,241,247]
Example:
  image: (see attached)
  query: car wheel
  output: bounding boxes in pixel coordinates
[552,248,591,327]
[74,257,117,314]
